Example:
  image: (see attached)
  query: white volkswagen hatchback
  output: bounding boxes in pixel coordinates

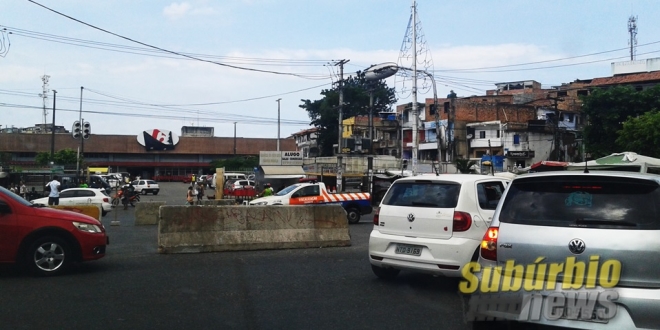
[31,188,113,216]
[369,174,509,279]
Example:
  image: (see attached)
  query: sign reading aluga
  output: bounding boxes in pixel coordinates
[259,151,304,166]
[281,151,303,165]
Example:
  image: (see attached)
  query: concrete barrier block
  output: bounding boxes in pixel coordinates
[158,204,350,253]
[199,199,235,206]
[135,201,166,225]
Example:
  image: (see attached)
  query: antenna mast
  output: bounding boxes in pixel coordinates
[40,75,51,126]
[628,16,638,61]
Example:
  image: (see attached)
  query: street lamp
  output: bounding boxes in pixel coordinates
[364,63,439,176]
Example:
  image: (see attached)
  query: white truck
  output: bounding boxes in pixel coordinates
[249,181,372,224]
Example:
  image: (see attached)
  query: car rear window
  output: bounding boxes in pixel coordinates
[146,180,157,184]
[499,175,660,229]
[381,180,460,208]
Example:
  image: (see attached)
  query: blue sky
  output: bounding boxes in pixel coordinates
[2,0,659,139]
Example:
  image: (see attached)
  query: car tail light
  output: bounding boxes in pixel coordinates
[480,227,499,261]
[452,211,472,232]
[103,197,109,203]
[373,208,380,225]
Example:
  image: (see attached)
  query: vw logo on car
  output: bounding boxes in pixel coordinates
[407,213,415,222]
[568,238,586,254]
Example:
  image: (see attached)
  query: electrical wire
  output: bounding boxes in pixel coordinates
[25,1,332,79]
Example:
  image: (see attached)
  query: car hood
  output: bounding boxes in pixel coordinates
[30,204,102,225]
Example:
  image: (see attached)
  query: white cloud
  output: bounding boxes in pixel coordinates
[163,2,192,20]
[163,2,217,20]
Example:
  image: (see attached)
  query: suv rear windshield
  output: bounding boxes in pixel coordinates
[382,180,460,208]
[499,175,660,229]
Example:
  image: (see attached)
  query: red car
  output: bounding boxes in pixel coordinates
[0,186,108,276]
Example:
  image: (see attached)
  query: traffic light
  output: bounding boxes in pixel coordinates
[82,121,91,139]
[72,121,81,139]
[402,159,408,170]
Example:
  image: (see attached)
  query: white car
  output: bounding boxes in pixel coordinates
[228,180,256,190]
[131,179,160,195]
[31,188,113,216]
[369,174,509,279]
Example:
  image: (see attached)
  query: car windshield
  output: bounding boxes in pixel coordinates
[0,186,33,206]
[276,184,300,196]
[499,175,660,229]
[381,180,460,208]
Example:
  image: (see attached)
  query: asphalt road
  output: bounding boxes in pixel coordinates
[0,182,474,330]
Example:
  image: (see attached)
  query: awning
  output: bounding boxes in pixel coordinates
[260,166,306,179]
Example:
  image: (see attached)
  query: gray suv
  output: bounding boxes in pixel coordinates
[472,171,660,329]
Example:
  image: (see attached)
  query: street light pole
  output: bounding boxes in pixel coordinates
[50,90,57,163]
[77,87,83,181]
[276,98,281,151]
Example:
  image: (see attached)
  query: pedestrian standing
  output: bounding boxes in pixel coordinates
[46,176,61,205]
[186,186,194,205]
[197,183,204,203]
[19,181,27,199]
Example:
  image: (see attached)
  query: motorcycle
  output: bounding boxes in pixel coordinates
[112,185,140,207]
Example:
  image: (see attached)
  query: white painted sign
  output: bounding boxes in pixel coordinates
[259,151,304,166]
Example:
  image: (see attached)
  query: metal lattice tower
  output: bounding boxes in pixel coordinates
[628,16,638,61]
[395,1,434,99]
[39,75,51,126]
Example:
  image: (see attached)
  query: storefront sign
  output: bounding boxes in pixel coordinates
[507,150,535,158]
[259,151,304,166]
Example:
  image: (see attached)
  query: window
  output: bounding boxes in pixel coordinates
[513,134,520,145]
[382,181,460,208]
[496,130,501,138]
[79,190,96,197]
[296,185,320,197]
[499,176,660,229]
[477,181,506,210]
[479,131,486,139]
[60,191,75,198]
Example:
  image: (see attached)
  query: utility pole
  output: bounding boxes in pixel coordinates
[50,90,57,163]
[488,139,494,175]
[447,90,457,162]
[233,122,237,155]
[547,95,563,161]
[335,59,349,193]
[276,98,281,151]
[411,0,419,176]
[368,83,374,155]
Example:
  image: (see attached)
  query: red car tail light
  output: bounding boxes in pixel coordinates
[373,208,380,225]
[452,211,472,232]
[480,227,499,261]
[103,197,109,203]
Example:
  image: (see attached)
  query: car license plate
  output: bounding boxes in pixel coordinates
[395,244,422,256]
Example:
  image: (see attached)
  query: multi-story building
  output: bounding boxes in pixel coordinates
[290,127,319,158]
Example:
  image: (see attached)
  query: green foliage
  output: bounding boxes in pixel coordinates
[35,149,80,166]
[581,85,660,158]
[616,111,660,158]
[299,72,397,156]
[454,158,477,174]
[210,156,258,171]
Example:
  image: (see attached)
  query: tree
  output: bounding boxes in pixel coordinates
[35,149,80,166]
[581,85,660,158]
[616,111,660,158]
[209,156,258,172]
[454,158,477,174]
[299,72,397,156]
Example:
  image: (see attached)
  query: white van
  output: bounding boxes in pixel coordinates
[211,172,247,188]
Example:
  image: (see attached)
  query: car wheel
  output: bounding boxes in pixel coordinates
[346,208,361,224]
[141,190,147,195]
[371,265,399,280]
[25,236,71,276]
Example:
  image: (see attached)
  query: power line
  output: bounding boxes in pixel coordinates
[25,1,331,79]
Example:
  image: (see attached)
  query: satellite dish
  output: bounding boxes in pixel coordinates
[364,62,399,81]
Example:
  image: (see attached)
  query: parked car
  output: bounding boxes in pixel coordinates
[31,188,113,216]
[474,171,660,329]
[0,185,108,276]
[131,179,160,195]
[369,174,509,279]
[89,175,112,193]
